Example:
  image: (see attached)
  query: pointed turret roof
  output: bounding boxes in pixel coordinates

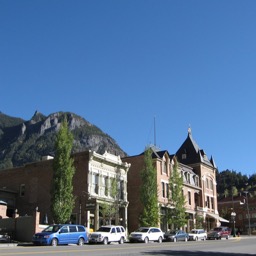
[176,128,216,168]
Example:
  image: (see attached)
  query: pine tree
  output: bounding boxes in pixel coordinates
[139,148,159,227]
[51,117,75,223]
[168,157,187,229]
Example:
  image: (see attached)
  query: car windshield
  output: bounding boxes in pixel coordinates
[136,228,149,233]
[190,230,198,234]
[97,227,111,232]
[43,225,62,233]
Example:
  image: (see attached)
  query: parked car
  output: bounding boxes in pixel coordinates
[88,225,126,244]
[0,229,11,243]
[188,229,207,241]
[32,224,88,246]
[207,226,231,240]
[164,230,189,242]
[129,227,164,243]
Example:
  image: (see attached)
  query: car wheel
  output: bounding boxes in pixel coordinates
[119,237,124,244]
[185,237,188,242]
[144,237,149,243]
[173,237,177,242]
[51,238,58,246]
[158,236,162,243]
[103,237,108,245]
[78,238,84,246]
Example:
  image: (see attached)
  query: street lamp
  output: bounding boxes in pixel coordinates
[243,191,251,235]
[231,211,236,237]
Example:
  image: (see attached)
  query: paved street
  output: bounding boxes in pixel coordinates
[0,236,255,256]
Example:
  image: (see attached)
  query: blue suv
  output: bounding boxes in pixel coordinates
[32,224,88,246]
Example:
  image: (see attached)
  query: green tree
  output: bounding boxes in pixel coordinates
[139,148,159,227]
[195,214,204,229]
[100,178,119,225]
[168,157,187,229]
[231,186,238,197]
[51,118,75,223]
[224,189,229,198]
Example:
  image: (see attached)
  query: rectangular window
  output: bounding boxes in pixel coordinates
[92,174,99,194]
[206,179,209,189]
[161,182,165,198]
[188,191,191,205]
[103,176,108,196]
[211,197,214,209]
[166,183,169,198]
[120,180,124,200]
[110,178,117,198]
[182,154,187,159]
[69,226,77,232]
[206,196,210,208]
[20,184,25,197]
[210,180,213,190]
[162,162,167,174]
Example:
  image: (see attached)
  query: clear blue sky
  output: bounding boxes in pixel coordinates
[1,0,256,176]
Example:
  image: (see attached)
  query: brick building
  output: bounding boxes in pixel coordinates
[0,150,130,232]
[175,129,227,230]
[218,194,256,235]
[123,129,226,233]
[123,149,201,233]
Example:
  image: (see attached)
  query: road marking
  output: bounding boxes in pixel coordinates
[0,240,240,255]
[0,243,177,255]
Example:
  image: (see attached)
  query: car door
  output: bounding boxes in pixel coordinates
[69,225,78,244]
[116,227,122,241]
[177,231,184,241]
[58,226,69,245]
[152,228,160,241]
[110,227,117,242]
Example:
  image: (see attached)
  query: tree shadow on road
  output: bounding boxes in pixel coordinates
[142,250,253,256]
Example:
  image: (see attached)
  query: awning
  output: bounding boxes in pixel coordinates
[0,200,7,205]
[219,216,229,223]
[206,212,229,223]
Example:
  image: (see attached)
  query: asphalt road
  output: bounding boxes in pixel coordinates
[0,237,255,256]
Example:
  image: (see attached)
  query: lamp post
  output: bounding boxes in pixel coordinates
[244,191,251,235]
[231,211,236,237]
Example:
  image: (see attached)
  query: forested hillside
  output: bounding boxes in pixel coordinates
[216,169,256,199]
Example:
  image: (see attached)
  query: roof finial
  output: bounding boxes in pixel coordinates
[188,124,192,135]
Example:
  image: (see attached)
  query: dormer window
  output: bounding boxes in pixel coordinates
[20,184,25,197]
[182,149,187,159]
[162,156,167,174]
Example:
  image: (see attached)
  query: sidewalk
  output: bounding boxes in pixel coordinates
[0,241,33,247]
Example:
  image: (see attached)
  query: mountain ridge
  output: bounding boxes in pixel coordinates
[0,111,127,170]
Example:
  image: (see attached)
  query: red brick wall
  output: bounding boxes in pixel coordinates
[0,151,91,225]
[123,155,144,233]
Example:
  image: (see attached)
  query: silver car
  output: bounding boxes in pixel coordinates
[188,229,207,241]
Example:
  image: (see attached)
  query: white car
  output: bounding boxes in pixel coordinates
[188,229,207,241]
[129,227,164,243]
[88,225,126,245]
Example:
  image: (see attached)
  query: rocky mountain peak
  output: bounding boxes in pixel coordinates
[0,111,127,170]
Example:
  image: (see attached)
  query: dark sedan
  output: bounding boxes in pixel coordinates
[164,230,189,242]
